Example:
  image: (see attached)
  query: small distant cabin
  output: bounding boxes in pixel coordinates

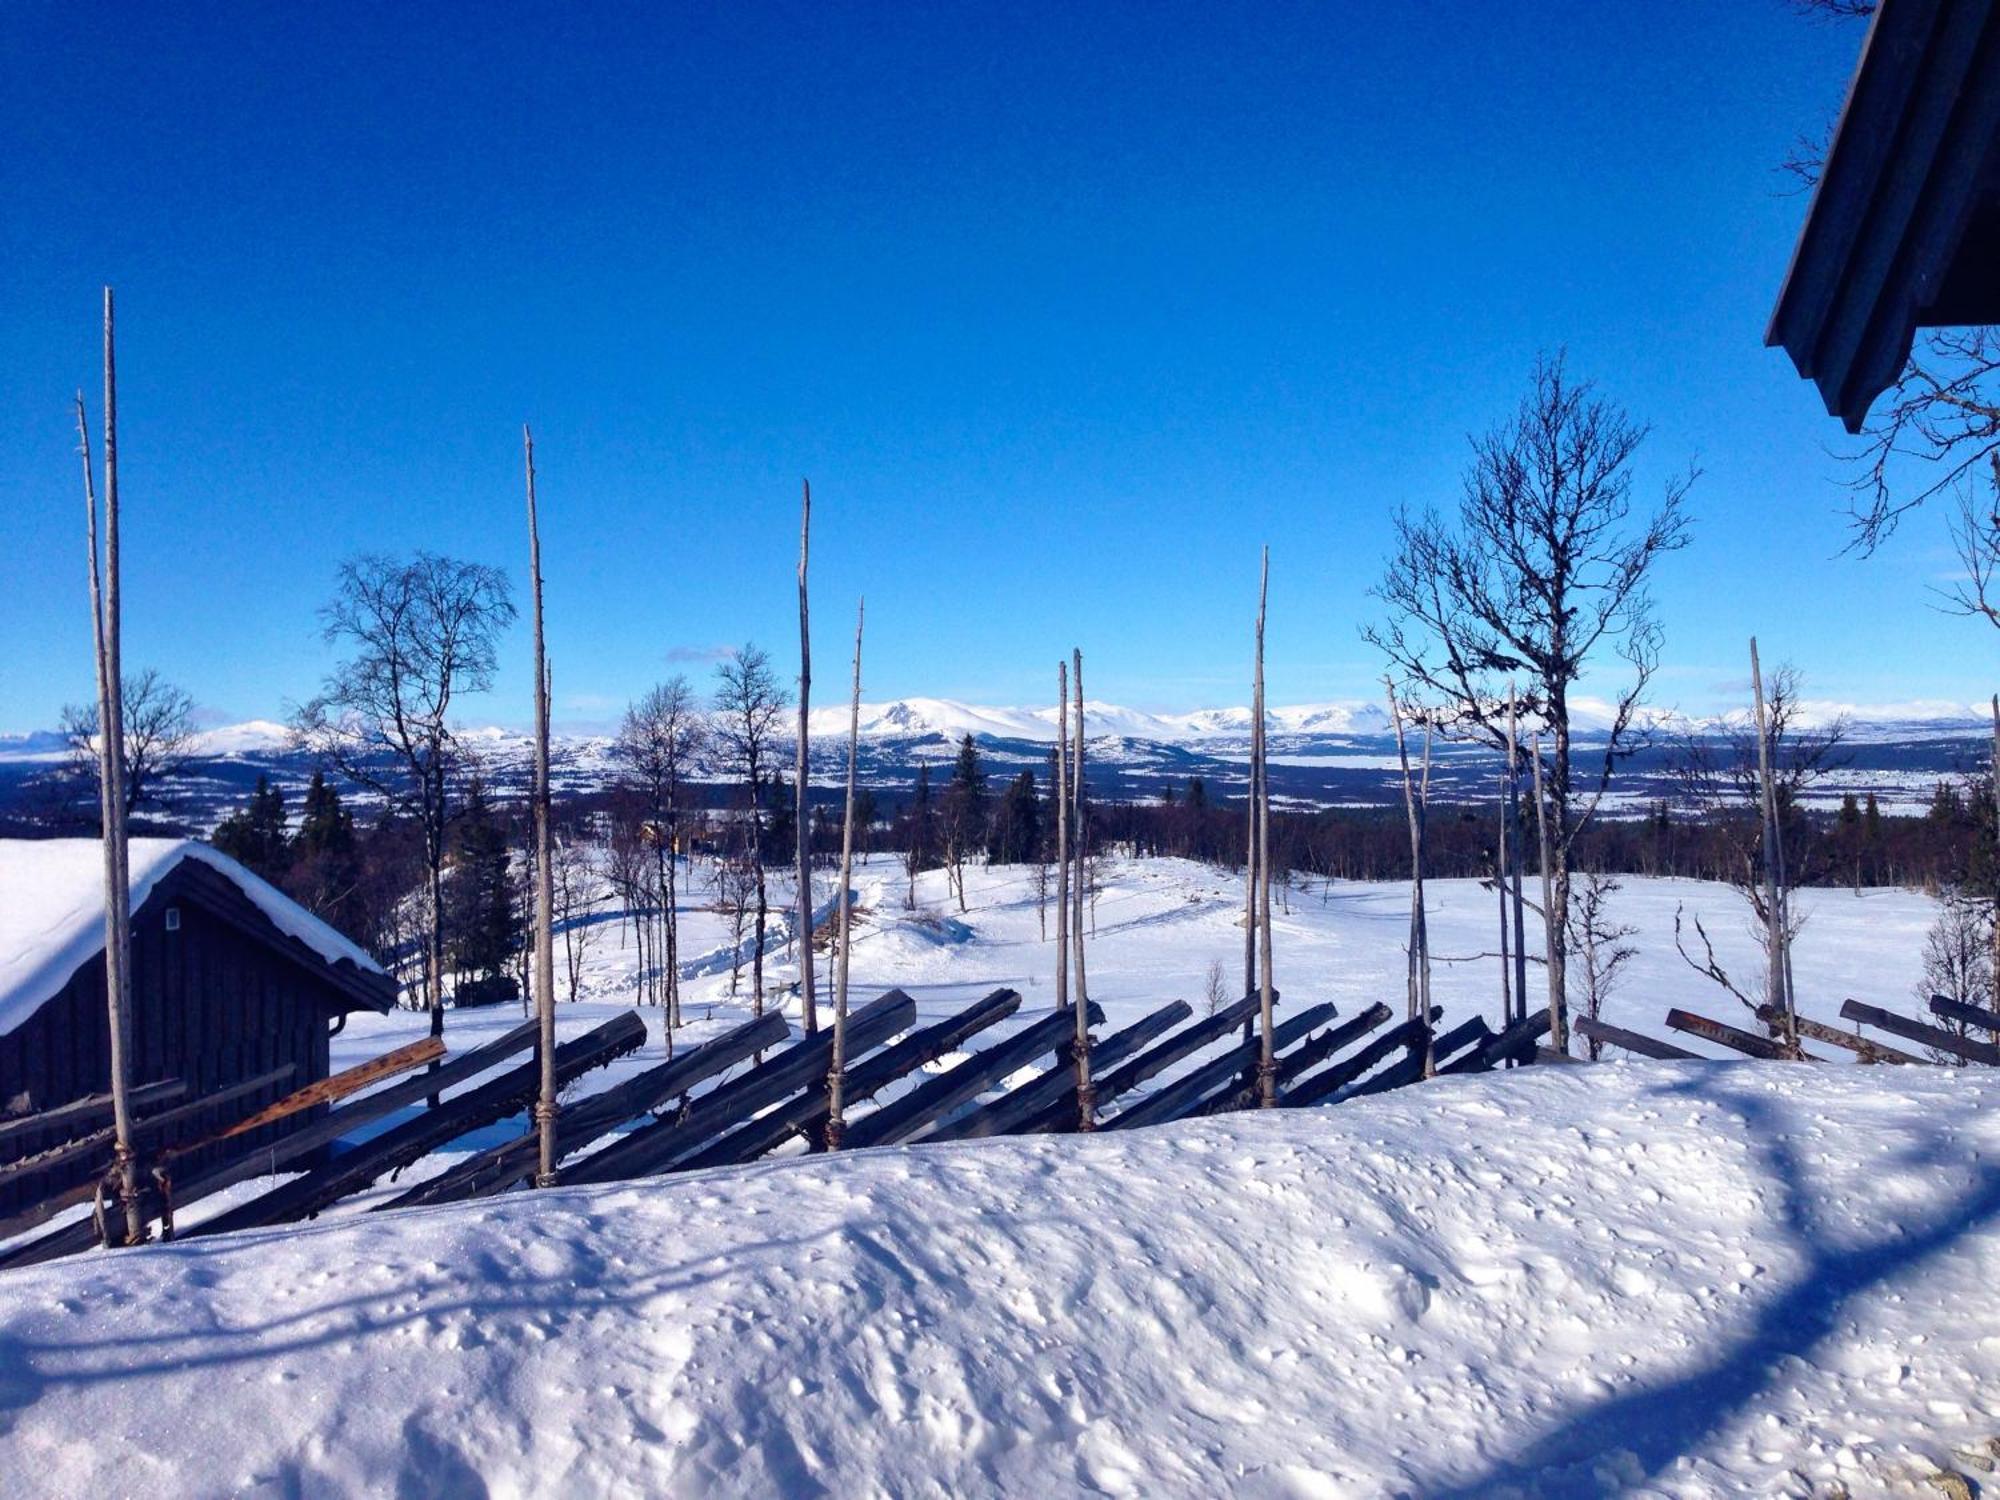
[0,839,394,1212]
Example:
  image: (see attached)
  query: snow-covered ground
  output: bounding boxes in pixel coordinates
[450,853,1937,1076]
[5,1064,2000,1495]
[0,857,1983,1496]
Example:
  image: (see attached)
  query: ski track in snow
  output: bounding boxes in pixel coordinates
[0,858,1986,1496]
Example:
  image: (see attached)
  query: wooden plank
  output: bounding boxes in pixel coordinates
[383,1012,787,1209]
[0,1021,539,1269]
[835,989,1022,1116]
[930,1000,1193,1143]
[1757,1004,1923,1065]
[1021,995,1260,1134]
[710,989,1027,1169]
[1666,1008,1814,1062]
[1332,1013,1505,1101]
[1338,1050,1426,1101]
[1105,1002,1339,1131]
[0,1064,297,1191]
[1188,1003,1362,1120]
[0,1179,98,1245]
[1843,998,2000,1065]
[194,1037,445,1148]
[188,1013,646,1237]
[1282,1009,1441,1108]
[1574,1016,1698,1061]
[566,993,917,1183]
[842,1000,1101,1151]
[1443,1008,1552,1075]
[0,1078,185,1154]
[1535,1045,1582,1064]
[1269,1004,1393,1091]
[1425,1016,1495,1076]
[1929,994,2000,1034]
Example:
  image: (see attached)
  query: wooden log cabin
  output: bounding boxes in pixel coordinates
[0,838,395,1218]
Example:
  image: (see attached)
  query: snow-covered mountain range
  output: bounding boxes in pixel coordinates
[1,695,1990,830]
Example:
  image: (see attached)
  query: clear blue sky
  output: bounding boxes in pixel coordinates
[0,2,1983,734]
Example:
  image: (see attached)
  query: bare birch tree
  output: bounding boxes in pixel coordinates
[1366,354,1693,1049]
[713,644,788,1018]
[61,667,196,823]
[614,676,706,1033]
[295,552,517,1041]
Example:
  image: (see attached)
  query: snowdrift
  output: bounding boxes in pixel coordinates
[3,1064,1999,1496]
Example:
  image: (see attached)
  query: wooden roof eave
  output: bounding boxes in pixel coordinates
[148,862,397,1015]
[1766,0,2000,433]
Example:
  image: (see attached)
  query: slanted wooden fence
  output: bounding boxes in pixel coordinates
[1,977,1565,1270]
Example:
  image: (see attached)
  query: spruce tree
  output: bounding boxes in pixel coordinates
[988,769,1040,864]
[211,773,289,881]
[286,770,363,934]
[445,778,521,995]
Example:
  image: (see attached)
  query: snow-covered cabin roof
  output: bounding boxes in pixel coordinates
[0,838,390,1037]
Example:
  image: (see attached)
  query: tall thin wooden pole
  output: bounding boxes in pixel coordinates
[1991,693,1999,1010]
[1749,638,1794,1048]
[1054,660,1070,1012]
[1071,649,1093,1128]
[1071,651,1089,1004]
[1387,681,1432,1075]
[1418,719,1434,1047]
[1505,689,1529,1026]
[1254,549,1276,1106]
[793,480,818,1036]
[87,289,143,1245]
[827,599,864,1149]
[525,425,559,1187]
[1495,769,1512,1027]
[1530,730,1563,1051]
[1242,662,1262,1009]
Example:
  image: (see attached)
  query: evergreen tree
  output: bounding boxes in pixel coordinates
[765,774,796,863]
[444,778,521,989]
[989,769,1041,864]
[295,770,355,859]
[211,773,290,881]
[284,770,364,934]
[943,735,988,907]
[901,764,937,905]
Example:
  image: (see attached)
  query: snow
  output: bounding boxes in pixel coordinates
[0,855,1979,1494]
[798,698,1399,742]
[0,839,387,1037]
[4,1063,2000,1495]
[189,719,293,756]
[156,696,1991,755]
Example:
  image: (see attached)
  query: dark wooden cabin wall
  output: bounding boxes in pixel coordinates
[0,866,365,1213]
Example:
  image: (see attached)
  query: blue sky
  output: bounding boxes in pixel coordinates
[0,2,1984,734]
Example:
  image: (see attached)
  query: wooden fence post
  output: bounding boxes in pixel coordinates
[827,599,864,1149]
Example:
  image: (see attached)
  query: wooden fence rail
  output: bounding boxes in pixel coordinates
[675,991,1019,1173]
[933,1000,1192,1143]
[386,1013,787,1210]
[1109,1002,1340,1130]
[190,1013,646,1237]
[566,993,918,1184]
[1843,999,2000,1066]
[1666,1008,1816,1062]
[1282,1009,1441,1109]
[844,999,1097,1150]
[1573,1017,1697,1061]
